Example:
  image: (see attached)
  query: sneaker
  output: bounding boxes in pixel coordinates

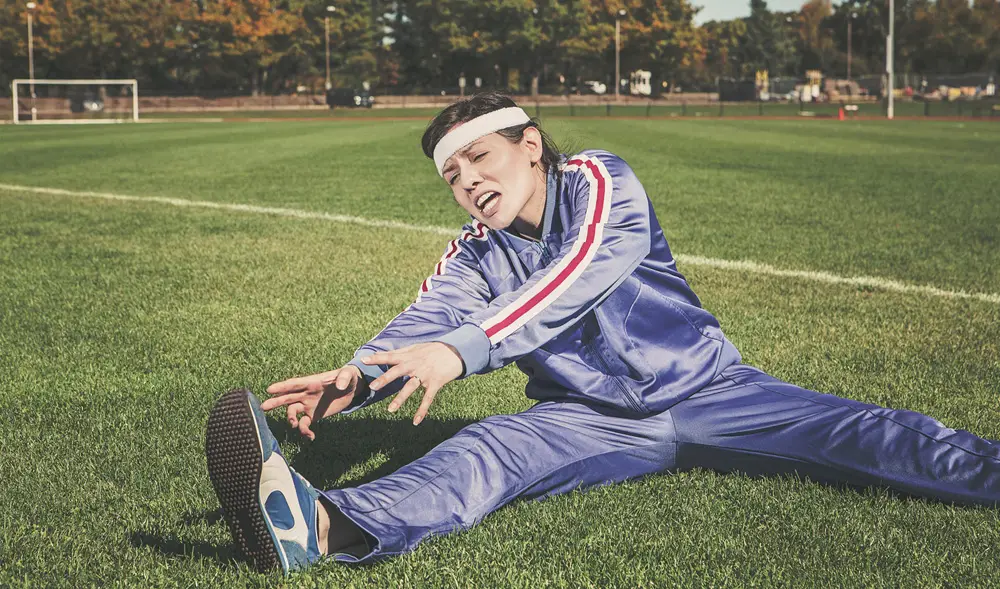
[205,389,323,574]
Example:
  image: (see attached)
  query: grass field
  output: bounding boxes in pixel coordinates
[1,118,999,587]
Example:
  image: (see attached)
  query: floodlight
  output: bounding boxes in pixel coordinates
[327,5,336,12]
[26,2,36,9]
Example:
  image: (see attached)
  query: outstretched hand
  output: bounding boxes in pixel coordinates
[363,342,464,426]
[262,365,365,440]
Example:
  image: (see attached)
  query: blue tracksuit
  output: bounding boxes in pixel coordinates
[321,150,1000,562]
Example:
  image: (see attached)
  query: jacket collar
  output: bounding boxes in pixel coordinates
[498,166,559,245]
[540,166,559,239]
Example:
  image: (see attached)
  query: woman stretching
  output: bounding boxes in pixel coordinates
[205,92,1000,574]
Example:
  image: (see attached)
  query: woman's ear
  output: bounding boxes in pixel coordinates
[520,127,544,165]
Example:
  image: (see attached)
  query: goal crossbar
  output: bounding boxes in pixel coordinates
[12,79,139,124]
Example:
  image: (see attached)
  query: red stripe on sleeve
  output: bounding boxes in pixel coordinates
[482,157,607,339]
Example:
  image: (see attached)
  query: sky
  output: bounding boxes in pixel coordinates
[693,0,815,24]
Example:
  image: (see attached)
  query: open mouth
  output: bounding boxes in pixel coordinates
[476,191,501,217]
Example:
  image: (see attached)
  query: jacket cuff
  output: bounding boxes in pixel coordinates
[434,323,490,377]
[342,350,384,414]
[349,349,385,381]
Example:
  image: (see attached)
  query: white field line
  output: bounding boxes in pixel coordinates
[679,255,1000,305]
[2,182,999,306]
[0,183,456,237]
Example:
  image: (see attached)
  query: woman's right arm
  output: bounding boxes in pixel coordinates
[342,222,493,413]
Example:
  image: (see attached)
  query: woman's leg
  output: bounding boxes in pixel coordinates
[320,400,677,562]
[670,364,1000,506]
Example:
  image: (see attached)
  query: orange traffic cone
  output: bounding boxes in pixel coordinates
[838,107,846,121]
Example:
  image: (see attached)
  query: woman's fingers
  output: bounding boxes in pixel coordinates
[268,369,343,396]
[261,391,312,411]
[266,377,310,396]
[371,363,411,391]
[361,351,395,366]
[335,366,357,391]
[388,376,422,413]
[286,402,305,427]
[362,345,415,368]
[413,385,440,426]
[298,414,314,441]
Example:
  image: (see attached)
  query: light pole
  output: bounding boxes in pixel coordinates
[615,9,626,101]
[325,5,336,91]
[26,2,36,121]
[886,0,894,119]
[847,12,856,81]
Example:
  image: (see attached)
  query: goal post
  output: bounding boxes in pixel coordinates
[12,79,139,124]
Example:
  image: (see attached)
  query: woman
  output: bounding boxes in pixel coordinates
[205,92,1000,575]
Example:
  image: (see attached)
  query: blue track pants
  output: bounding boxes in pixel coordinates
[321,364,1000,562]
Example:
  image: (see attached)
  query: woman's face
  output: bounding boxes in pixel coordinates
[440,127,546,232]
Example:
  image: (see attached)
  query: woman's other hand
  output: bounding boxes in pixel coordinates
[263,365,366,440]
[362,342,464,425]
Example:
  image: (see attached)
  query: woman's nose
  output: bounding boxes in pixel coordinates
[460,169,483,191]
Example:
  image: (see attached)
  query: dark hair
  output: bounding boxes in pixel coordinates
[421,92,562,173]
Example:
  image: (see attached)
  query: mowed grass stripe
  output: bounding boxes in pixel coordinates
[3,182,999,307]
[1,120,997,293]
[0,182,456,237]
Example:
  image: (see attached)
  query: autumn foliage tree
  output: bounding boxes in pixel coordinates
[1,0,997,97]
[184,0,303,95]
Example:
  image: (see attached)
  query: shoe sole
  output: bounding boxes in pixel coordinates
[205,389,283,573]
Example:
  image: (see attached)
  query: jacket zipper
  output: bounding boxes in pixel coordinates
[535,241,549,263]
[540,239,640,412]
[587,341,644,414]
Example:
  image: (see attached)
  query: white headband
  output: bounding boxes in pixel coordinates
[433,107,531,176]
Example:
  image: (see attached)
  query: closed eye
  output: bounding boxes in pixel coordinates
[448,172,460,186]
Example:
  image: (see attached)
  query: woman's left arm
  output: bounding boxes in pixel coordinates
[363,152,652,424]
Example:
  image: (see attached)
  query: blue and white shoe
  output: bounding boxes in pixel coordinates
[205,389,323,574]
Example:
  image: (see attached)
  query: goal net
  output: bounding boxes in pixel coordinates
[11,79,139,124]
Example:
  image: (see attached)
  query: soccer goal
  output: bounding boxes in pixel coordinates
[11,79,139,124]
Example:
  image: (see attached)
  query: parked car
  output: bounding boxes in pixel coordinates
[326,88,374,108]
[582,81,607,95]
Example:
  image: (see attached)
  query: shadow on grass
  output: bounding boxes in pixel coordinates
[271,414,477,489]
[131,414,477,567]
[130,529,239,567]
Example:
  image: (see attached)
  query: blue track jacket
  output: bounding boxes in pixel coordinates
[346,150,742,415]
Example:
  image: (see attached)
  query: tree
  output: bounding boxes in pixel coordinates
[187,0,303,95]
[700,18,747,83]
[736,0,798,77]
[615,0,705,91]
[972,0,1000,74]
[323,0,381,89]
[390,0,460,91]
[0,1,61,93]
[826,0,885,77]
[911,0,991,74]
[558,0,615,90]
[797,0,835,73]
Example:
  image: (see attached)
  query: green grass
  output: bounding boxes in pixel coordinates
[1,119,999,587]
